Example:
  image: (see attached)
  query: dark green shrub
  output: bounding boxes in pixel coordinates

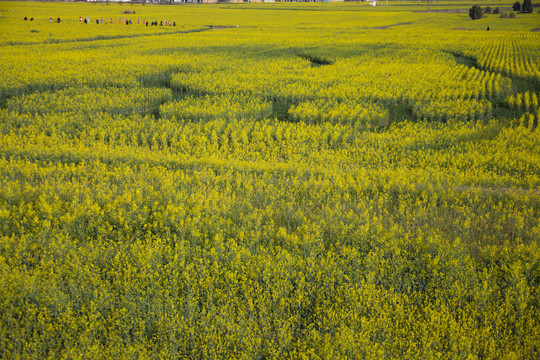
[484,6,492,14]
[469,5,483,20]
[522,0,533,13]
[500,12,516,18]
[513,1,521,11]
[493,7,500,14]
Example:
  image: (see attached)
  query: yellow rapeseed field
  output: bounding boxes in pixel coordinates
[0,1,539,358]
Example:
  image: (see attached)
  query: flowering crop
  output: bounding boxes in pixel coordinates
[160,94,272,122]
[6,86,172,116]
[0,2,539,359]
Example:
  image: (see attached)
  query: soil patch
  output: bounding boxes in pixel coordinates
[369,21,415,30]
[208,25,238,30]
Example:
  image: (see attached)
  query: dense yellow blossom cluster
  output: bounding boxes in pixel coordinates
[288,99,389,128]
[161,94,272,122]
[0,1,539,359]
[6,86,172,116]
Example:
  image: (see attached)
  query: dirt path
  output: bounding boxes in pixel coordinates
[369,21,416,30]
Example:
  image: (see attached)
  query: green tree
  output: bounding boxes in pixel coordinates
[469,5,483,20]
[522,0,533,13]
[513,1,521,11]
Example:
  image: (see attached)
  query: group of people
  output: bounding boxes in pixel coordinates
[23,16,175,27]
[149,20,176,26]
[78,16,176,27]
[25,16,61,23]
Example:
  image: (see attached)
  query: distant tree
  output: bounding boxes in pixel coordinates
[513,1,521,11]
[522,0,533,13]
[493,7,500,14]
[469,5,483,20]
[484,6,492,14]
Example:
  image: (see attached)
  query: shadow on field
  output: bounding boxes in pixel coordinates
[270,100,295,122]
[443,50,482,70]
[297,53,333,67]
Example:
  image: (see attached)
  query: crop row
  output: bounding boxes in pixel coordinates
[475,34,540,82]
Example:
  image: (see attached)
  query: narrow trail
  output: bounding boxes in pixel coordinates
[367,21,417,30]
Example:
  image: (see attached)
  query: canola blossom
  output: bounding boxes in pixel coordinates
[0,1,539,359]
[6,86,173,116]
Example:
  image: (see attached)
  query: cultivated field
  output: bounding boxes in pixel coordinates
[0,1,539,358]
